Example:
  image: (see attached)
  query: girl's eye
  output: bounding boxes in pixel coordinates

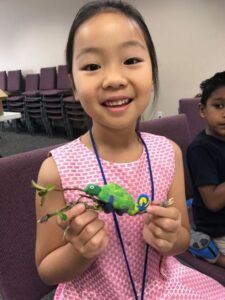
[124,58,141,65]
[83,64,100,71]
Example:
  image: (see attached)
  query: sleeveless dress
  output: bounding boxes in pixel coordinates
[50,132,225,300]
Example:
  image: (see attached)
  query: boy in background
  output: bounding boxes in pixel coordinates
[187,71,225,267]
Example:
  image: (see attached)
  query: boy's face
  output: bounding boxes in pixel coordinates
[200,86,225,141]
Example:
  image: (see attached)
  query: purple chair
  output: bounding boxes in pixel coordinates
[56,65,72,96]
[22,74,43,133]
[41,65,72,96]
[5,70,25,130]
[63,96,88,138]
[0,146,60,300]
[39,66,73,136]
[0,71,7,90]
[42,95,71,137]
[139,114,225,286]
[39,67,57,95]
[23,74,40,97]
[7,70,24,95]
[139,114,193,199]
[6,70,24,111]
[0,71,8,110]
[24,72,52,135]
[178,98,206,140]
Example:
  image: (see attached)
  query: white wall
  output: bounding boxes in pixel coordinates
[0,0,225,118]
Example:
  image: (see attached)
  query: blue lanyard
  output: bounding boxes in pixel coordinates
[89,128,155,300]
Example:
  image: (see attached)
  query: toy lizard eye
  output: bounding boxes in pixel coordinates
[89,185,95,189]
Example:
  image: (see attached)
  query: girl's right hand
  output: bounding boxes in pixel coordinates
[57,203,108,260]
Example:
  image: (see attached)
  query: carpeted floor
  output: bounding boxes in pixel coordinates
[0,121,85,157]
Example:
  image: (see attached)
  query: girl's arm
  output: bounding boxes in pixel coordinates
[143,141,190,256]
[35,157,108,285]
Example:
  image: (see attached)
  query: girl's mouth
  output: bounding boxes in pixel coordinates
[102,98,132,107]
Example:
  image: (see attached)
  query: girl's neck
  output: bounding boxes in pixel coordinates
[81,124,143,163]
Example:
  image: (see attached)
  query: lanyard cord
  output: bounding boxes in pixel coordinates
[89,129,155,300]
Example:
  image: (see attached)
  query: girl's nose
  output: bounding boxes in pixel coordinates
[102,69,128,89]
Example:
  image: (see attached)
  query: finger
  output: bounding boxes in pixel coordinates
[152,237,172,253]
[77,218,105,246]
[148,221,176,241]
[150,216,180,232]
[57,203,86,230]
[143,226,172,252]
[143,213,154,225]
[147,205,179,220]
[81,228,108,258]
[69,209,99,237]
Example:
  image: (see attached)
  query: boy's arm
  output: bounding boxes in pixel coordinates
[35,157,95,285]
[198,183,225,212]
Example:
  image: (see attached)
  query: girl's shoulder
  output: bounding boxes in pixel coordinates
[50,137,81,155]
[140,131,174,149]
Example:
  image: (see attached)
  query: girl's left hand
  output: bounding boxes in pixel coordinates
[142,203,182,254]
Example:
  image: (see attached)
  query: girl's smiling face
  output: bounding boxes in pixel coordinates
[72,12,153,131]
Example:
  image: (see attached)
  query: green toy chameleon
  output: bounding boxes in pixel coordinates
[32,180,174,223]
[84,183,150,215]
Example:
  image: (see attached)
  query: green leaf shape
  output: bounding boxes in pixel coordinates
[32,180,55,192]
[57,212,68,221]
[46,184,55,192]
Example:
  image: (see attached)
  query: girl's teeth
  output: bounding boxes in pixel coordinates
[105,99,130,107]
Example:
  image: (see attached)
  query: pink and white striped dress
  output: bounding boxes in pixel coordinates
[50,132,225,300]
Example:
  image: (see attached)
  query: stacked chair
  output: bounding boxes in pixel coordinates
[4,70,25,130]
[24,67,57,135]
[40,65,72,137]
[63,96,88,138]
[0,71,8,111]
[23,74,42,134]
[1,66,89,138]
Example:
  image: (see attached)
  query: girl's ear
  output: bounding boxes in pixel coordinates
[198,103,206,118]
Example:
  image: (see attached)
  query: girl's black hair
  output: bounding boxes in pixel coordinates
[200,71,225,105]
[66,0,159,100]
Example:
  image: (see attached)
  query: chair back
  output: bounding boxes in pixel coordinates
[178,98,206,140]
[0,146,58,300]
[139,114,193,199]
[0,71,7,90]
[25,74,40,91]
[57,65,72,91]
[7,70,24,94]
[39,67,56,91]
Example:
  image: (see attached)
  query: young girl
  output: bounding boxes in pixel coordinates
[35,1,225,299]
